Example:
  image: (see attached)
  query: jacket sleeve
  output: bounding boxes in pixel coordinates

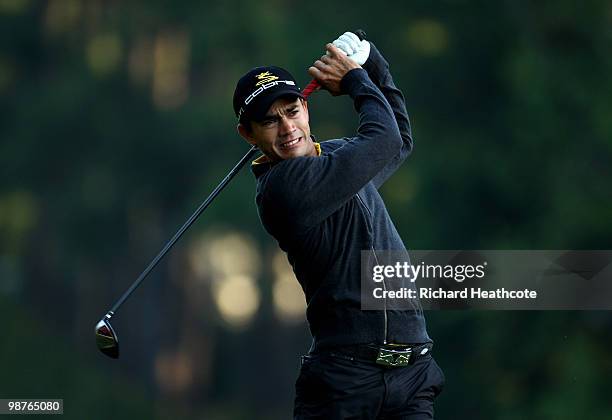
[261,68,402,230]
[362,42,414,189]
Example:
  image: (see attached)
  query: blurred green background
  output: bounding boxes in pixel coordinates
[1,0,611,418]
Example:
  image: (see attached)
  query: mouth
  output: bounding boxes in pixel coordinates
[279,137,302,150]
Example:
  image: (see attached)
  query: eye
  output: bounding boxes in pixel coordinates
[288,109,299,117]
[261,119,277,127]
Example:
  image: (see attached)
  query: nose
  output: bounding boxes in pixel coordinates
[278,116,295,136]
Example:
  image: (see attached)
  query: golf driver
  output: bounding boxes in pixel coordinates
[95,145,258,358]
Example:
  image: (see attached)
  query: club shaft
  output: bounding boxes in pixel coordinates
[105,71,321,317]
[108,145,259,315]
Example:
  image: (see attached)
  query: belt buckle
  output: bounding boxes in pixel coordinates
[375,347,412,367]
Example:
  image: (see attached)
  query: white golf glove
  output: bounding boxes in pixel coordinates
[332,31,371,65]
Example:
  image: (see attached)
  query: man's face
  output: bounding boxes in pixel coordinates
[238,97,316,162]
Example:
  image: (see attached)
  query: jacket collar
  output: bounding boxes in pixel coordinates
[250,136,320,178]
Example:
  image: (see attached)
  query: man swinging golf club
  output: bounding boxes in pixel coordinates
[233,31,445,419]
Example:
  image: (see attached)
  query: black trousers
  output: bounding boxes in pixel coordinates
[294,350,445,419]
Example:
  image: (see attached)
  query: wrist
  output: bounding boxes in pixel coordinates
[340,68,369,95]
[362,42,389,82]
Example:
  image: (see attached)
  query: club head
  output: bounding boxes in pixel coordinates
[95,316,119,359]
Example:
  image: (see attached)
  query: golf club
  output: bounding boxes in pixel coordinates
[95,144,259,358]
[94,49,334,357]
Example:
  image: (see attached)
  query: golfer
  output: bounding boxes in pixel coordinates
[233,32,444,419]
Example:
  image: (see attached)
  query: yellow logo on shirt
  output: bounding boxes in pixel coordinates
[255,71,279,86]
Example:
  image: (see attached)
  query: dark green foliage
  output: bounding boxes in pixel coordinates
[1,1,611,418]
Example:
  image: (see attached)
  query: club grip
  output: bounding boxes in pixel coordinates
[301,79,320,97]
[302,29,367,98]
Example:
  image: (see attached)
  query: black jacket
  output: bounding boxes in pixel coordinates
[251,44,430,350]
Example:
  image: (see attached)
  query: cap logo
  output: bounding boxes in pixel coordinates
[254,71,279,86]
[238,79,297,119]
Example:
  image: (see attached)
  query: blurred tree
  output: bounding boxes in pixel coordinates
[1,0,611,418]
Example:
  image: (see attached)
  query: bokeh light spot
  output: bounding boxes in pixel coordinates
[272,250,305,323]
[213,275,260,329]
[86,33,122,77]
[405,19,449,56]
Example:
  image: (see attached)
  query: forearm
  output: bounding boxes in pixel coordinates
[342,68,403,158]
[361,43,413,188]
[362,42,412,152]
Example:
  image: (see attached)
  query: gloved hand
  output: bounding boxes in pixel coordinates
[331,31,370,65]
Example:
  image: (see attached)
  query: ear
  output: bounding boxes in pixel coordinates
[237,123,257,146]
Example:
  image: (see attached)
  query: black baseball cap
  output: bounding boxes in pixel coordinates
[233,66,304,123]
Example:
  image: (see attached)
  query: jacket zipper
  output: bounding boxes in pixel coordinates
[355,193,388,344]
